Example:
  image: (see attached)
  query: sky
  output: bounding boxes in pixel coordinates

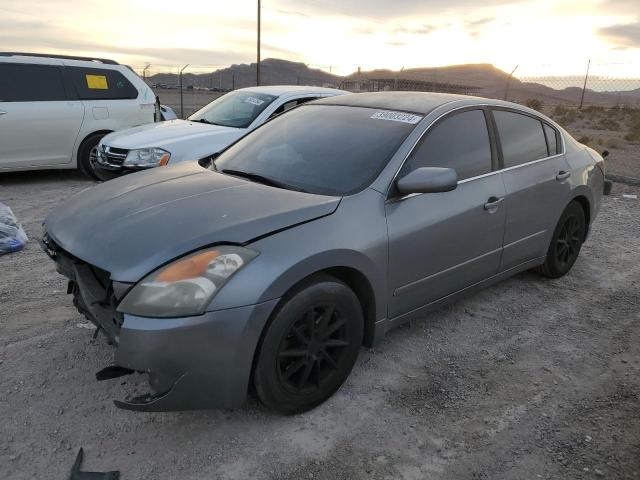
[1,0,639,77]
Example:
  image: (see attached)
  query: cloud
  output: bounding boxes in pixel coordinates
[393,24,439,35]
[598,22,640,48]
[599,0,639,14]
[466,17,495,28]
[276,0,516,18]
[274,8,309,18]
[0,21,251,66]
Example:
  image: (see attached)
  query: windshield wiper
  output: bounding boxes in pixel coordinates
[221,169,307,193]
[190,118,225,126]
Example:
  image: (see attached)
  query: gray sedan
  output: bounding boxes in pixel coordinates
[43,92,608,414]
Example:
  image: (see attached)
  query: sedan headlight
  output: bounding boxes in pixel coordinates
[123,148,171,168]
[117,246,258,318]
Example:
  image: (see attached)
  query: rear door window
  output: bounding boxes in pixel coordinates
[401,109,493,181]
[493,110,549,168]
[66,66,138,100]
[0,63,67,102]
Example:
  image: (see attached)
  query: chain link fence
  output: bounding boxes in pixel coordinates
[127,61,640,180]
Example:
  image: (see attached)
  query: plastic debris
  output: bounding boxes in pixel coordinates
[622,193,637,199]
[0,202,28,255]
[70,448,120,480]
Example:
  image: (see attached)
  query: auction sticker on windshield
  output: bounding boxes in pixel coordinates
[370,111,423,124]
[245,97,265,106]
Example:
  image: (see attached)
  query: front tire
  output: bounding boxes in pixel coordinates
[537,201,586,278]
[77,133,105,180]
[253,275,363,414]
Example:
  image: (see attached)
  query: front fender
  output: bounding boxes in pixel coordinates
[206,189,389,323]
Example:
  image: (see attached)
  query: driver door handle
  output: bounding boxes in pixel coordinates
[0,111,7,116]
[556,170,571,181]
[484,196,504,210]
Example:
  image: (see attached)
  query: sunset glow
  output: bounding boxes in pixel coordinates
[1,0,639,76]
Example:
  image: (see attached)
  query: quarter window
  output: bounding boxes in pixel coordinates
[0,64,67,102]
[268,97,319,119]
[493,110,549,168]
[544,123,559,156]
[401,109,492,181]
[66,66,138,100]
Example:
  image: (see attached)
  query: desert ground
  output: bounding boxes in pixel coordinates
[1,173,639,478]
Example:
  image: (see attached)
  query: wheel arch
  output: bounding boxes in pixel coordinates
[75,129,113,162]
[569,188,593,240]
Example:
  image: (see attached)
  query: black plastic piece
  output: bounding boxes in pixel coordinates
[603,180,613,196]
[96,365,134,381]
[69,448,120,480]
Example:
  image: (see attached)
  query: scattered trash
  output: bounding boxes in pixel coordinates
[0,202,28,255]
[76,322,95,330]
[70,448,120,480]
[622,194,637,199]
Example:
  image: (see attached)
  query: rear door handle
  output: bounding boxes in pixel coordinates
[484,196,504,210]
[0,111,7,116]
[556,170,571,181]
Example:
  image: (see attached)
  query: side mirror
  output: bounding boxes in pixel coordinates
[396,167,458,195]
[198,152,220,168]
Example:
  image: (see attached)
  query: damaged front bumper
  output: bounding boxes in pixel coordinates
[42,232,280,411]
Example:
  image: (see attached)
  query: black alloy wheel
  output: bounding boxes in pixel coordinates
[254,275,363,414]
[537,200,586,278]
[277,304,350,394]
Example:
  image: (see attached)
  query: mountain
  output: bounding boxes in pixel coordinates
[346,63,640,106]
[148,58,639,106]
[148,58,342,90]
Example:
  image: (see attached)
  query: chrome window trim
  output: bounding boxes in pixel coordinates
[387,102,566,202]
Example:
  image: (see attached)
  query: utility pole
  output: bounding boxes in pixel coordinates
[142,63,151,84]
[179,64,189,119]
[579,59,591,110]
[257,0,261,86]
[504,64,519,101]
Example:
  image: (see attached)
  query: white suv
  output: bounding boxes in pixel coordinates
[0,52,157,178]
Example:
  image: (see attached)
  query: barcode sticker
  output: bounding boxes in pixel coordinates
[371,110,422,124]
[245,97,265,106]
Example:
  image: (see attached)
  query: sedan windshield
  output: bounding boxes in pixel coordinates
[188,90,277,129]
[212,105,421,196]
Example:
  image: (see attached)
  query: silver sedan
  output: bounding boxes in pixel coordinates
[43,92,609,414]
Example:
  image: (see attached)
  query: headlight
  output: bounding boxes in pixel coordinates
[117,246,258,318]
[123,148,171,168]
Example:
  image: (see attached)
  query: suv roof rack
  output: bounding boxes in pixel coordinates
[0,52,119,65]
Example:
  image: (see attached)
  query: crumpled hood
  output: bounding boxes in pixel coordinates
[103,119,242,153]
[45,163,340,282]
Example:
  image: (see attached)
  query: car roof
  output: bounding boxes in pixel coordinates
[313,91,495,115]
[237,85,348,96]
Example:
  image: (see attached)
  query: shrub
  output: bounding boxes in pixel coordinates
[553,105,569,117]
[599,118,620,131]
[525,98,543,111]
[605,138,620,149]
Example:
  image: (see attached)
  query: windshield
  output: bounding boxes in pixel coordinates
[188,90,277,129]
[211,105,421,196]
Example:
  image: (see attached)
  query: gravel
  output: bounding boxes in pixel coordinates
[1,171,639,479]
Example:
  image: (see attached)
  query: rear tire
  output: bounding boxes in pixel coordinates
[253,275,363,414]
[77,133,105,180]
[536,201,586,278]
